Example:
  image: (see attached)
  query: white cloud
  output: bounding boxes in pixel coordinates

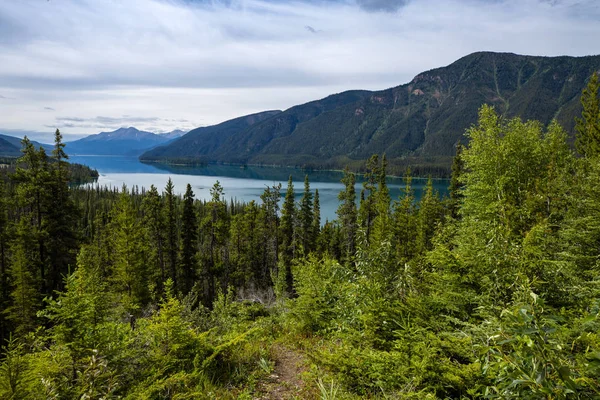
[0,0,599,137]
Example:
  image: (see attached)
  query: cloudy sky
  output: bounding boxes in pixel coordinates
[0,0,599,142]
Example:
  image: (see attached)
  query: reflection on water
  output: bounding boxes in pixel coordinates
[70,156,449,223]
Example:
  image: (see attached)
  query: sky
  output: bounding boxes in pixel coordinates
[0,0,599,143]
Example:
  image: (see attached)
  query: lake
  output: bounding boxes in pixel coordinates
[70,155,449,223]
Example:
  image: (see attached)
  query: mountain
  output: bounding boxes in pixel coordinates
[159,129,187,140]
[66,127,175,156]
[141,110,282,163]
[141,52,600,175]
[0,133,53,157]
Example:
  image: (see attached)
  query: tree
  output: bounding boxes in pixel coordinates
[337,168,357,265]
[4,219,39,335]
[141,185,167,294]
[392,172,418,264]
[260,184,281,284]
[46,129,79,293]
[110,186,149,310]
[180,184,198,295]
[575,72,600,158]
[164,178,178,291]
[298,175,314,254]
[13,138,50,294]
[312,189,321,253]
[280,176,296,293]
[448,144,465,219]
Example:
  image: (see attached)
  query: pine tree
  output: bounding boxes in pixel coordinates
[280,176,296,293]
[575,72,600,158]
[392,172,417,264]
[259,184,281,285]
[416,178,443,254]
[0,178,9,342]
[358,155,380,242]
[110,187,149,310]
[4,219,39,335]
[164,178,178,291]
[311,188,321,252]
[337,168,357,264]
[13,138,50,294]
[448,144,465,219]
[180,184,198,295]
[371,154,391,245]
[142,185,166,294]
[46,129,79,293]
[298,175,314,254]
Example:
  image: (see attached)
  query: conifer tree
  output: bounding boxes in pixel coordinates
[280,176,296,293]
[575,72,600,157]
[180,184,198,295]
[142,185,166,294]
[371,154,391,245]
[5,219,39,335]
[13,138,50,294]
[46,129,79,292]
[337,168,357,264]
[448,144,465,218]
[358,154,380,242]
[200,181,228,305]
[416,178,443,254]
[298,175,314,254]
[392,172,417,264]
[259,184,281,282]
[0,178,8,341]
[110,186,149,310]
[164,178,178,291]
[312,188,321,251]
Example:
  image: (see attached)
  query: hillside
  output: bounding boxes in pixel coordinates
[140,110,282,163]
[0,133,53,156]
[66,127,179,156]
[141,52,600,174]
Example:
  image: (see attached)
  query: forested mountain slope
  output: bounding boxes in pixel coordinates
[141,52,600,173]
[141,110,282,163]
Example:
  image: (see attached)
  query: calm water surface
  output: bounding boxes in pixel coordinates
[70,155,449,223]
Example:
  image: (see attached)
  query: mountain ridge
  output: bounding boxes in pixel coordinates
[66,127,186,156]
[145,51,600,174]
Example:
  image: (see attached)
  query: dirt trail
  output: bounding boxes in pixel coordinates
[256,344,312,399]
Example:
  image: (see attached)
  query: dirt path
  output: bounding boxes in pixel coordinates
[256,343,313,399]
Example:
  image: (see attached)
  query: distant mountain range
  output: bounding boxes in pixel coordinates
[141,51,600,175]
[65,127,186,156]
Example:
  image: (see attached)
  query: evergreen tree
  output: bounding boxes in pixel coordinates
[0,178,9,341]
[13,138,50,294]
[46,129,79,292]
[180,184,198,295]
[371,154,391,245]
[280,176,296,293]
[259,184,281,283]
[312,188,321,252]
[392,172,417,264]
[164,178,178,291]
[416,178,443,254]
[141,185,167,294]
[4,219,39,335]
[448,144,465,218]
[337,168,357,265]
[110,187,149,310]
[575,72,600,157]
[298,175,314,254]
[199,181,228,305]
